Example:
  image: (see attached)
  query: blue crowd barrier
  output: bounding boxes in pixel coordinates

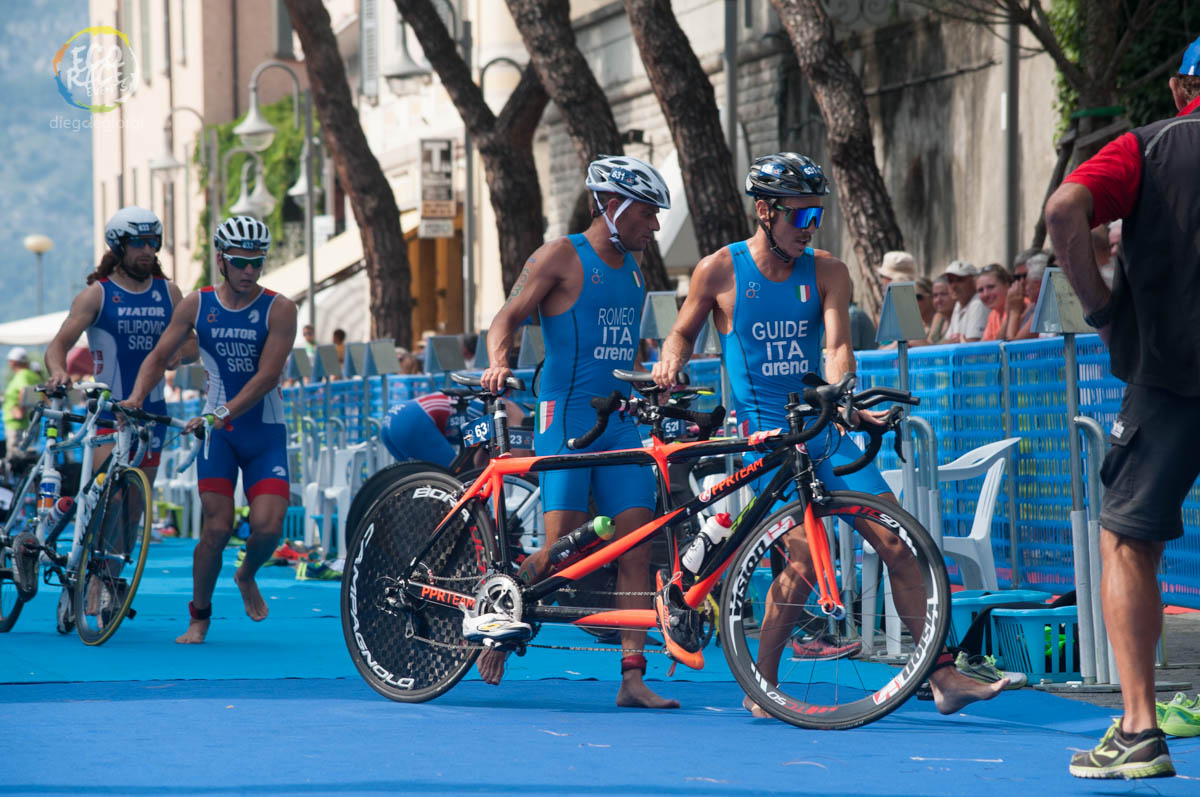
[159,337,1200,609]
[858,336,1199,609]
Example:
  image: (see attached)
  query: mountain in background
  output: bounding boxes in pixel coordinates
[0,0,92,365]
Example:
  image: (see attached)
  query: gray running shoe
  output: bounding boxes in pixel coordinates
[1069,718,1175,779]
[955,651,1027,689]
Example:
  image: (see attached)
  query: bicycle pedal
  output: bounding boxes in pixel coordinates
[125,606,136,620]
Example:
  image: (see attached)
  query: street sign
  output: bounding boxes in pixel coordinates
[418,219,454,239]
[420,138,454,219]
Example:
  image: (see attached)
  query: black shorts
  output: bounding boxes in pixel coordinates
[1099,383,1200,542]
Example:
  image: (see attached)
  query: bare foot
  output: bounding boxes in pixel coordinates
[477,648,509,685]
[175,617,210,644]
[616,674,680,709]
[234,568,269,621]
[930,667,1008,714]
[741,694,772,718]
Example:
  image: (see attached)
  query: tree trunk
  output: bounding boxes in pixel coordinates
[285,0,413,346]
[771,0,903,319]
[395,0,549,294]
[504,0,670,291]
[625,0,749,257]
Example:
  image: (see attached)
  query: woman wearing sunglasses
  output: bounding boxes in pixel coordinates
[122,215,298,645]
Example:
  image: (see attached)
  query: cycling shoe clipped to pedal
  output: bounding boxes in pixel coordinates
[654,569,704,670]
[11,531,40,600]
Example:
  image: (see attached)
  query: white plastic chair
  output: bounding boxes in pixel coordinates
[863,437,1021,652]
[933,437,1021,591]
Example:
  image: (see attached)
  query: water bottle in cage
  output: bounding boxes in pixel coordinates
[681,512,733,574]
[522,516,614,583]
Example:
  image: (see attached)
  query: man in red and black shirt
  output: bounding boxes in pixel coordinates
[1045,37,1200,780]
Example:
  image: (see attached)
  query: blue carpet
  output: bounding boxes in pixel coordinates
[4,539,1199,795]
[2,678,1197,796]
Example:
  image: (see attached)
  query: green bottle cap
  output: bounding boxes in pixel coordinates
[593,516,615,540]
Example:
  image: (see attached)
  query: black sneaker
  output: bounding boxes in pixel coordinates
[1069,718,1175,779]
[11,531,40,600]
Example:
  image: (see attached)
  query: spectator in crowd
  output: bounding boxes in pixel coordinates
[979,264,1019,341]
[928,276,953,344]
[1006,252,1049,341]
[877,250,917,288]
[848,287,878,350]
[332,328,347,366]
[1044,35,1200,780]
[460,333,479,366]
[3,348,40,464]
[942,260,988,343]
[302,324,316,357]
[398,352,423,375]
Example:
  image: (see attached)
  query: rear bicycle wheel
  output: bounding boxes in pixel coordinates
[719,491,949,729]
[345,460,453,543]
[342,470,497,703]
[73,467,152,645]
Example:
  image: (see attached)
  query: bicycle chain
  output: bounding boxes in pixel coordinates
[407,631,667,657]
[421,572,655,598]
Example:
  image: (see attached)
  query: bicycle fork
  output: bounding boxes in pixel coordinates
[802,499,845,621]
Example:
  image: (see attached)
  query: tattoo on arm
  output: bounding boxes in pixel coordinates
[507,260,535,302]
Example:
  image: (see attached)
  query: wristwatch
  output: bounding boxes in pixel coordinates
[213,405,231,422]
[1083,301,1113,329]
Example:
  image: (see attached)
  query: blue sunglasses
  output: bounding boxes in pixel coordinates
[772,204,824,230]
[224,254,266,270]
[125,236,161,249]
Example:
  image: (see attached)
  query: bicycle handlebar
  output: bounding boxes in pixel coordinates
[567,391,727,450]
[450,372,526,394]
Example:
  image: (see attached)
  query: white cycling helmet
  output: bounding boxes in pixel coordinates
[585,154,670,254]
[214,215,272,253]
[104,206,162,254]
[586,155,671,210]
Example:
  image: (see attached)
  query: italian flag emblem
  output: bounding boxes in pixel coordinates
[632,271,642,289]
[796,284,810,303]
[538,400,556,434]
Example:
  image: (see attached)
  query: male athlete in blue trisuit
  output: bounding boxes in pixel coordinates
[653,153,1007,718]
[124,216,297,644]
[479,155,677,709]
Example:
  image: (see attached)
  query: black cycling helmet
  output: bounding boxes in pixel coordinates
[745,152,831,199]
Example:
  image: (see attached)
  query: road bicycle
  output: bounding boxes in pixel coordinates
[0,382,192,645]
[342,371,949,729]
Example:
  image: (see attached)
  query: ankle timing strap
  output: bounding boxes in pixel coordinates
[595,192,633,254]
[189,601,212,621]
[621,653,648,673]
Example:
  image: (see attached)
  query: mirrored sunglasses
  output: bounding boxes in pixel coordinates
[224,254,266,270]
[772,204,824,230]
[126,236,161,249]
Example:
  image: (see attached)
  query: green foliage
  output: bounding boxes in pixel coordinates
[1119,1,1200,127]
[1046,0,1199,136]
[191,94,320,289]
[1047,0,1082,137]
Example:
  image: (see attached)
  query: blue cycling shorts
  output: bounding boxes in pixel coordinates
[745,427,891,509]
[198,422,289,501]
[381,400,456,468]
[534,398,656,516]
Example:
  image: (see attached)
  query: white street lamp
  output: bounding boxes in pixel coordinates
[24,234,54,317]
[233,91,278,153]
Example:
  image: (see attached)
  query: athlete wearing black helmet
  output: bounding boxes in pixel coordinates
[652,153,1011,719]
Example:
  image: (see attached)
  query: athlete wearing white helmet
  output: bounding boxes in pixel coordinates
[46,206,193,469]
[475,155,676,709]
[585,154,671,254]
[122,215,297,644]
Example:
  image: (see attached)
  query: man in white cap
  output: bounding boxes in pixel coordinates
[3,347,41,465]
[942,259,988,342]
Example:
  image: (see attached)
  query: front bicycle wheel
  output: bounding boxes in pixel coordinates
[73,467,152,645]
[719,491,949,730]
[342,470,497,703]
